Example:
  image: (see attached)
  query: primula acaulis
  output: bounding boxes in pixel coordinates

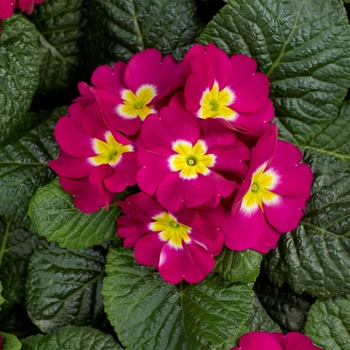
[117,192,226,284]
[90,48,184,135]
[49,102,139,213]
[232,331,322,350]
[224,125,313,253]
[137,106,250,212]
[50,44,313,284]
[183,43,274,136]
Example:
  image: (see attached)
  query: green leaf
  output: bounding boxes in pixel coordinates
[84,0,204,72]
[21,326,123,350]
[254,280,315,332]
[244,297,281,333]
[0,106,66,229]
[30,0,86,109]
[0,218,40,315]
[29,179,121,249]
[102,247,254,350]
[214,247,262,283]
[200,0,350,144]
[305,294,350,350]
[0,14,42,145]
[264,101,350,297]
[0,331,22,350]
[26,240,106,333]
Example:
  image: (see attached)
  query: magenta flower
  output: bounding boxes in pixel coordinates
[49,102,139,213]
[183,43,274,136]
[117,192,226,284]
[90,49,184,135]
[232,331,322,350]
[224,125,312,253]
[137,106,250,212]
[0,0,44,20]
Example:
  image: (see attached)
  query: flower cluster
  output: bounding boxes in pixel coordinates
[50,43,313,284]
[0,0,44,26]
[232,331,322,350]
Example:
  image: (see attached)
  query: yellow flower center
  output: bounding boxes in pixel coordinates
[116,84,157,120]
[89,131,133,166]
[242,164,279,213]
[168,140,215,179]
[198,82,237,120]
[149,212,191,248]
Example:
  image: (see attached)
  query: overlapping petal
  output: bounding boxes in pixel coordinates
[49,101,139,213]
[184,43,273,136]
[117,192,226,284]
[225,125,312,253]
[138,106,249,211]
[231,331,322,350]
[92,49,184,135]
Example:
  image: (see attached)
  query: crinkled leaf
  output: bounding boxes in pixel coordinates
[0,14,42,145]
[29,179,121,249]
[0,331,21,350]
[200,0,350,144]
[26,240,106,333]
[21,326,123,350]
[7,109,53,142]
[0,217,40,316]
[244,297,281,333]
[265,101,350,297]
[0,106,66,229]
[102,248,254,350]
[84,0,204,72]
[30,0,86,109]
[254,280,315,332]
[305,294,350,350]
[214,247,262,283]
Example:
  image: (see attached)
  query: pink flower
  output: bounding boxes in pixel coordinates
[117,192,226,284]
[49,102,139,213]
[232,331,322,350]
[137,106,250,212]
[224,125,312,253]
[0,0,44,19]
[90,49,184,135]
[183,43,274,136]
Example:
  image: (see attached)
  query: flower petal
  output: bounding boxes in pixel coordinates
[277,332,322,350]
[49,149,92,178]
[134,232,164,267]
[264,195,308,232]
[182,43,205,78]
[205,42,233,88]
[17,0,34,14]
[117,192,164,222]
[229,54,269,113]
[233,331,283,350]
[91,62,127,94]
[232,99,275,136]
[94,89,141,135]
[224,206,265,251]
[0,0,14,18]
[137,148,170,195]
[157,172,214,212]
[55,116,95,158]
[250,220,281,254]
